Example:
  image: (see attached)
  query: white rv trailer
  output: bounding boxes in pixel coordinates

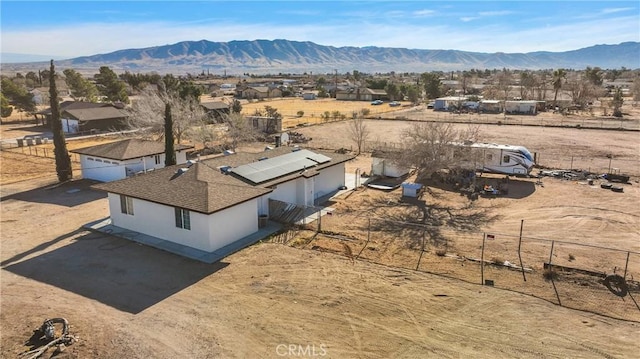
[455,142,535,176]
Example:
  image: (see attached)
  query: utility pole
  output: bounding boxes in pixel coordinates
[334,69,338,98]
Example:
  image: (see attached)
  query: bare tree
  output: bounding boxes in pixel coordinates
[347,117,370,155]
[127,87,206,143]
[565,75,598,110]
[221,112,258,150]
[395,122,482,182]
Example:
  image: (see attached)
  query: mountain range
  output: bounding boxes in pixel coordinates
[3,39,639,74]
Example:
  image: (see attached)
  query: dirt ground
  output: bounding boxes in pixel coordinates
[1,101,640,358]
[1,177,639,358]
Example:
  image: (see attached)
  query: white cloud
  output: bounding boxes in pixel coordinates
[478,10,515,17]
[413,9,435,17]
[460,17,478,22]
[602,7,635,14]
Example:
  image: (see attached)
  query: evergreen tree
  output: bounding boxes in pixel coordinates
[164,103,176,166]
[49,60,73,182]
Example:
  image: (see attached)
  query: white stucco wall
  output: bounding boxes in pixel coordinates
[314,164,345,199]
[108,193,213,252]
[108,193,260,253]
[269,180,298,204]
[80,155,126,182]
[207,199,259,250]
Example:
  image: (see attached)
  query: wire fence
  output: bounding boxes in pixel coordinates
[269,212,640,323]
[392,110,640,131]
[1,144,81,162]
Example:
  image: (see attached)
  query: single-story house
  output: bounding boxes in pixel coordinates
[336,88,388,102]
[303,92,317,100]
[505,100,538,115]
[37,101,129,133]
[93,147,354,259]
[240,86,283,100]
[71,139,194,182]
[61,106,129,134]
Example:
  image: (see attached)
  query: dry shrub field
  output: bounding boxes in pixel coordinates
[240,97,411,128]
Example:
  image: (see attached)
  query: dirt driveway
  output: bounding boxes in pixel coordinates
[2,172,640,358]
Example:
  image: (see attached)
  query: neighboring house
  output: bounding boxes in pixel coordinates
[201,101,230,122]
[61,106,129,134]
[241,86,283,100]
[336,88,388,102]
[71,139,194,182]
[505,100,538,115]
[93,147,354,259]
[36,101,128,133]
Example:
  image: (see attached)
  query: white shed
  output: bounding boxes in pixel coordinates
[370,150,410,178]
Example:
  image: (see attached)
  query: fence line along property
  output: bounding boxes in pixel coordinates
[269,211,640,323]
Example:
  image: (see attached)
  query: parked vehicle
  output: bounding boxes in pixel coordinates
[389,101,401,107]
[371,100,383,105]
[453,142,535,176]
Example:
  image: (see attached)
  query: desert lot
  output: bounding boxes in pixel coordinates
[1,104,640,358]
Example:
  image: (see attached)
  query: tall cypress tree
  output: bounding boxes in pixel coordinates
[164,103,176,166]
[49,60,73,182]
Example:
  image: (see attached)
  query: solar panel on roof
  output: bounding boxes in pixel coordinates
[233,150,332,184]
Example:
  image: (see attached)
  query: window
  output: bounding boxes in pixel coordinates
[154,154,161,165]
[175,208,191,230]
[120,195,134,215]
[503,155,510,163]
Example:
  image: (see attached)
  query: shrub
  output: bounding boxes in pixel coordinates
[491,257,504,265]
[435,248,447,256]
[543,268,559,281]
[297,110,304,117]
[568,253,575,261]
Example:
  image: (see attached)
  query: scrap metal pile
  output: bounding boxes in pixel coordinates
[21,318,77,359]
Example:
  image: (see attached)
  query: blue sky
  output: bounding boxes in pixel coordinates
[1,0,639,59]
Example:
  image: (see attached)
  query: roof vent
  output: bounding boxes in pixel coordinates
[223,150,234,156]
[217,165,232,174]
[186,160,196,167]
[265,146,274,151]
[292,146,301,152]
[177,168,189,174]
[258,157,268,161]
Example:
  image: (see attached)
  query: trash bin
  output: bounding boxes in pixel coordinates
[35,136,42,145]
[16,139,24,147]
[26,138,34,146]
[258,214,269,228]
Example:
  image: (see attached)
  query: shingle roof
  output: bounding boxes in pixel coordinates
[64,107,128,121]
[37,101,111,115]
[94,161,271,214]
[71,139,194,161]
[93,147,355,214]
